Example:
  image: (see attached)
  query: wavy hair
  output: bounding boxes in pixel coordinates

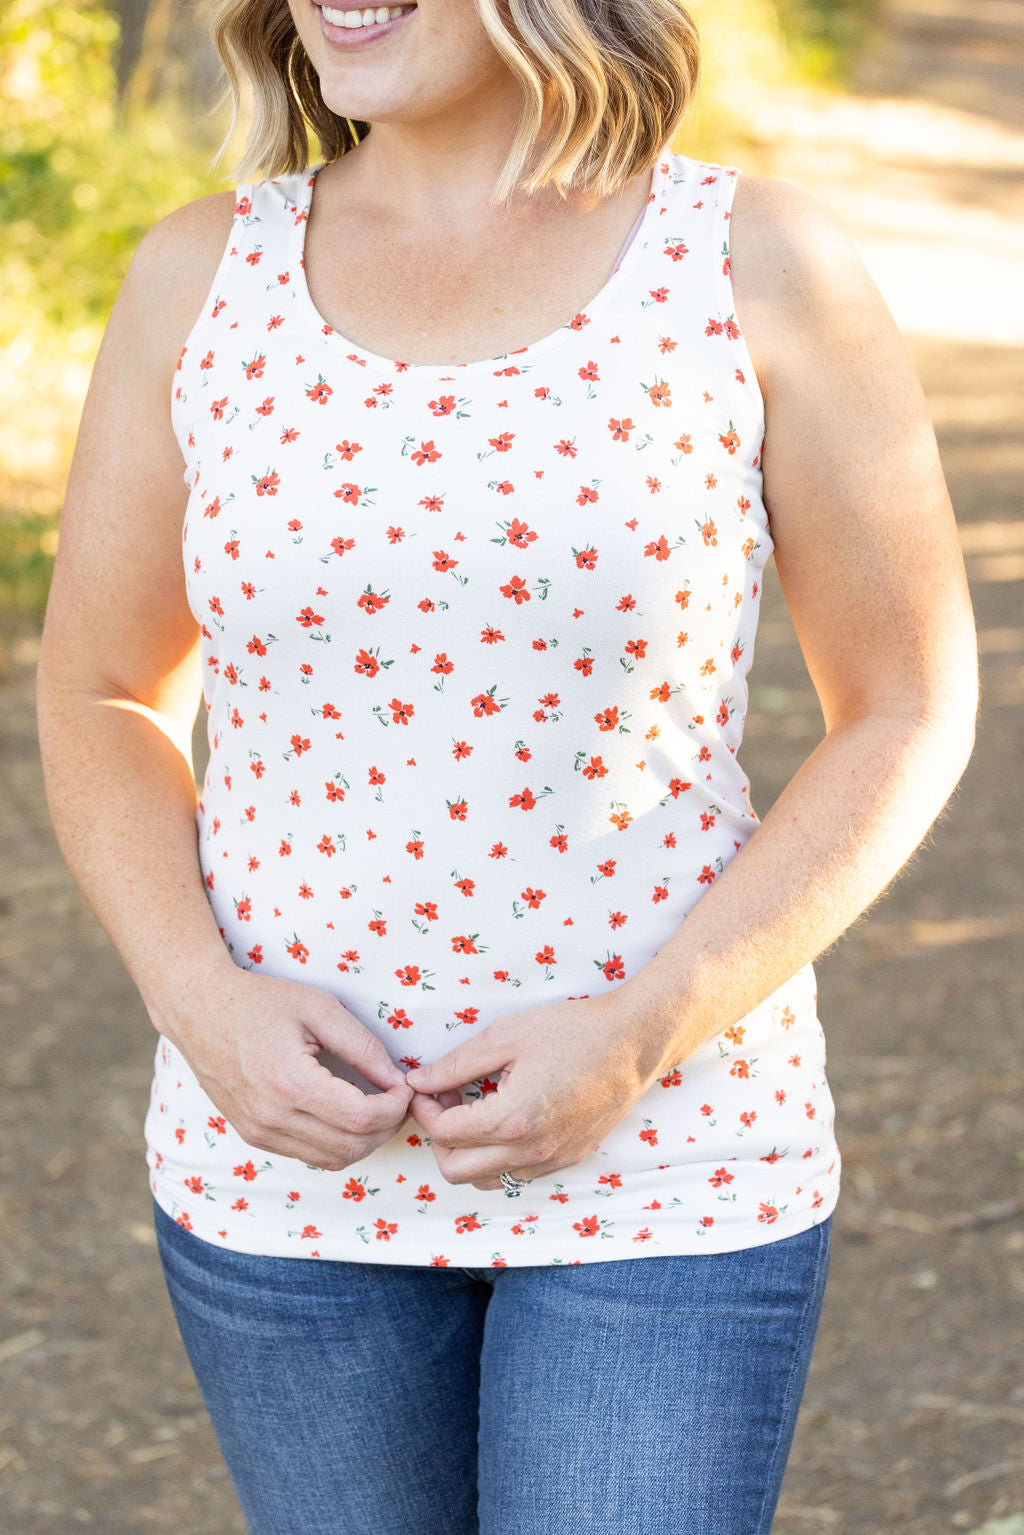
[208,0,701,204]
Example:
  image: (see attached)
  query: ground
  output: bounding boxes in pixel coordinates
[1,1,1022,1529]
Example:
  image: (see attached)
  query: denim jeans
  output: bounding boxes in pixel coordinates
[153,1198,832,1535]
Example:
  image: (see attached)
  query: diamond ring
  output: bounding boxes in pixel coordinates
[499,1170,526,1197]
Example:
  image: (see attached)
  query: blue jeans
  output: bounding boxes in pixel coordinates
[153,1199,831,1535]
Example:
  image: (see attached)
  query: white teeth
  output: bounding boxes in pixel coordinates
[320,3,412,27]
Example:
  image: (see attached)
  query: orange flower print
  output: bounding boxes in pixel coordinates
[499,574,531,604]
[644,534,672,561]
[305,375,333,404]
[357,587,390,616]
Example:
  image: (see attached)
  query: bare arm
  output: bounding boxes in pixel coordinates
[36,197,412,1168]
[616,173,979,1072]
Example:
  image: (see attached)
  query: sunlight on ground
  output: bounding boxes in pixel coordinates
[731,33,1024,344]
[857,912,1024,957]
[851,231,1024,344]
[960,524,1024,585]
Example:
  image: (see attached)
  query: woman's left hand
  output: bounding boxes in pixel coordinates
[403,992,672,1192]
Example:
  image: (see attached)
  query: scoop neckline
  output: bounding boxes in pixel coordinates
[287,151,672,381]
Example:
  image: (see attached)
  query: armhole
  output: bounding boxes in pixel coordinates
[715,167,767,441]
[169,188,250,443]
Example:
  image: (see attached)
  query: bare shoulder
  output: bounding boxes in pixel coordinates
[729,172,874,308]
[135,187,237,267]
[125,190,237,380]
[728,172,895,393]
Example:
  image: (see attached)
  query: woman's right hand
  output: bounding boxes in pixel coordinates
[155,962,415,1172]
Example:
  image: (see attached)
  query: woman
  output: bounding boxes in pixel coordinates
[35,0,978,1530]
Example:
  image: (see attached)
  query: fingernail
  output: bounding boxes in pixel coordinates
[386,1069,408,1088]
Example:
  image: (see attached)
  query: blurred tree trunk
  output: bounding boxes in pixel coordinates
[113,0,150,101]
[116,0,178,113]
[113,0,223,122]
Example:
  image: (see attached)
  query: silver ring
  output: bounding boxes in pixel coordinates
[499,1170,526,1197]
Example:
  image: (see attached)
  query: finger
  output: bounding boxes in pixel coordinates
[411,1091,507,1149]
[404,1034,513,1096]
[291,1051,412,1133]
[237,1117,378,1172]
[291,1112,405,1165]
[306,1000,408,1092]
[434,1144,530,1188]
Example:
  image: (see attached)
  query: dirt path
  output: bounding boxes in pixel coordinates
[2,4,1022,1531]
[738,5,1024,1530]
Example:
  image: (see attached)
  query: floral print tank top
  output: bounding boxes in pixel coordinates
[147,148,841,1264]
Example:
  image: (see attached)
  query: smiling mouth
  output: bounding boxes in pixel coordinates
[316,3,417,28]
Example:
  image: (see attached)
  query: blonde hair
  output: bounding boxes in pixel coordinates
[208,0,701,204]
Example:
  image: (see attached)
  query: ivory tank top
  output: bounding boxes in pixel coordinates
[147,148,841,1264]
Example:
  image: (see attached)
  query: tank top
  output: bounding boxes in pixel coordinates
[147,147,841,1264]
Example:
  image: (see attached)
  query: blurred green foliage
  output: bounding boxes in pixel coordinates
[0,0,224,340]
[0,511,61,618]
[775,0,884,82]
[0,0,227,612]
